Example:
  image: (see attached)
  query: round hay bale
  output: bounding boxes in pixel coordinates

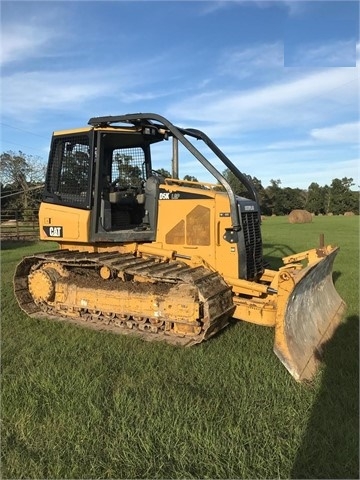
[344,211,355,216]
[327,212,333,216]
[288,209,313,224]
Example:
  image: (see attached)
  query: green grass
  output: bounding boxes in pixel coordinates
[1,217,359,479]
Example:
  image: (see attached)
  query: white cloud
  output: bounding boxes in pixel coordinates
[281,0,308,17]
[265,122,360,149]
[286,40,357,67]
[167,67,358,133]
[198,0,230,15]
[1,70,112,116]
[217,42,284,79]
[0,23,57,66]
[198,1,308,17]
[311,122,360,143]
[265,139,313,150]
[1,62,183,119]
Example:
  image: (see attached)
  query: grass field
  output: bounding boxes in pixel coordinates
[1,216,359,479]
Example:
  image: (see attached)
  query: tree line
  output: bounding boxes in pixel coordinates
[222,171,359,216]
[1,151,358,218]
[0,151,45,219]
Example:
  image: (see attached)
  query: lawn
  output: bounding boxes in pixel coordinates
[1,216,359,479]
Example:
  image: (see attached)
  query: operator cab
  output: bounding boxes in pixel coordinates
[43,121,168,242]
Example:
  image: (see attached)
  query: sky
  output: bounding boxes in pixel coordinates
[0,0,359,189]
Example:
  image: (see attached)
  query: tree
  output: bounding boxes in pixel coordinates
[323,184,331,215]
[282,187,306,214]
[328,177,356,214]
[183,175,198,182]
[222,169,260,198]
[113,152,143,187]
[59,148,91,194]
[350,189,359,214]
[153,168,172,178]
[222,169,248,197]
[220,169,272,213]
[265,179,282,215]
[265,180,306,215]
[306,182,326,214]
[0,150,45,213]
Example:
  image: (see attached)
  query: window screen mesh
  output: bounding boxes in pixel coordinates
[111,148,145,188]
[47,135,91,207]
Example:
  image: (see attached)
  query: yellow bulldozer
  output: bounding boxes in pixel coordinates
[14,113,346,381]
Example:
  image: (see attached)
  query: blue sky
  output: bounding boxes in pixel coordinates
[1,0,359,189]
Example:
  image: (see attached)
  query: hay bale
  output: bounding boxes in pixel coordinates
[288,209,313,224]
[344,211,355,216]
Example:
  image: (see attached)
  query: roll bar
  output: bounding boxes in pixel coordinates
[88,113,259,231]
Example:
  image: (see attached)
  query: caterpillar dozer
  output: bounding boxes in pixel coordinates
[14,113,346,381]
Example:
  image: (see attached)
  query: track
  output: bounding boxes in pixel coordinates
[14,250,235,346]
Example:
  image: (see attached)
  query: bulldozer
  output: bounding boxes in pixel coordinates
[14,113,346,381]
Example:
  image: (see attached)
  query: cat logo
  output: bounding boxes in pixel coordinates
[43,226,63,237]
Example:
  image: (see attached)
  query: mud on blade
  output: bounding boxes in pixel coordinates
[274,247,346,382]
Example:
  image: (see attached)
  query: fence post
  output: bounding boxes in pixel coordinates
[15,210,20,240]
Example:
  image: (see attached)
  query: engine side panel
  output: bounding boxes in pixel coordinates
[39,203,91,242]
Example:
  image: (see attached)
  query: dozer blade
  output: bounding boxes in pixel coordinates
[274,247,346,382]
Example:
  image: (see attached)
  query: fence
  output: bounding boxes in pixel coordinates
[0,209,39,240]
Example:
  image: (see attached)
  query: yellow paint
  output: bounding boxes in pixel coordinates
[39,203,90,242]
[55,281,200,323]
[155,184,239,279]
[233,296,277,326]
[53,126,93,136]
[53,125,138,136]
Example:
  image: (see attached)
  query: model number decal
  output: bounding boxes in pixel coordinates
[159,192,181,200]
[158,189,211,200]
[43,226,63,237]
[159,192,170,200]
